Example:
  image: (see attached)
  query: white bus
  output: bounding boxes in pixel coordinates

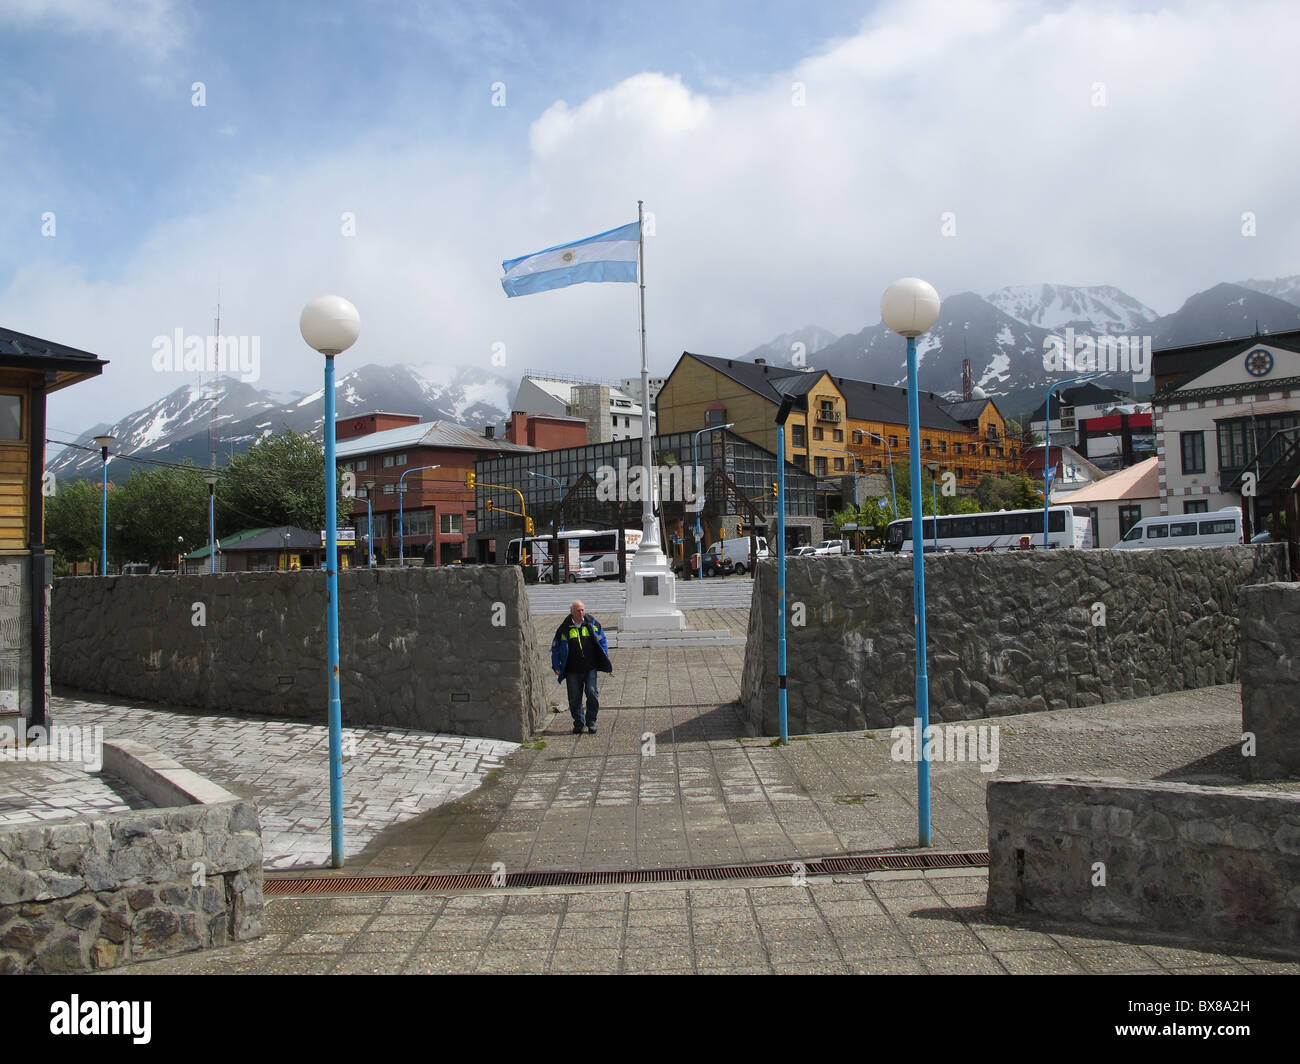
[884,506,1092,553]
[505,528,643,579]
[1113,508,1243,550]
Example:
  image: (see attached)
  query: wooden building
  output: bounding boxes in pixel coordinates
[0,325,107,731]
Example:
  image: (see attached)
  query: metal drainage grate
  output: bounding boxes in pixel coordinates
[264,851,988,896]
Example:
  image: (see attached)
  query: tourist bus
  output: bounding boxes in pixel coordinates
[883,506,1092,553]
[505,527,643,579]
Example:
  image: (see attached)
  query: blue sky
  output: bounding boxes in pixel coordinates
[2,0,1298,436]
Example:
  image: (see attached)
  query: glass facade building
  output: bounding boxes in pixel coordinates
[473,429,816,536]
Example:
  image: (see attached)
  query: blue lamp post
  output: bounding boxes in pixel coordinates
[398,465,441,566]
[300,294,361,869]
[926,461,940,552]
[692,422,734,578]
[1042,374,1097,549]
[93,435,114,574]
[362,481,375,567]
[774,398,796,744]
[881,277,942,848]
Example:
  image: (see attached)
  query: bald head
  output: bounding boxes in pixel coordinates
[570,600,585,622]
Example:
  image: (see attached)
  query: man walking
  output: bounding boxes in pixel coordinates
[551,599,612,734]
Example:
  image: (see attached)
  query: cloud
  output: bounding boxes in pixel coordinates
[0,0,189,58]
[7,0,1300,438]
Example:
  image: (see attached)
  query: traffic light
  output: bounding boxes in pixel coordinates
[486,499,494,513]
[737,523,743,536]
[525,516,535,535]
[771,481,778,496]
[466,470,476,489]
[720,527,726,539]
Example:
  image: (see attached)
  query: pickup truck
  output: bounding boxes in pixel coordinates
[814,540,848,555]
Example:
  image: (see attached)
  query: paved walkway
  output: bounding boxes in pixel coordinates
[105,869,1300,976]
[343,684,1256,876]
[45,696,516,870]
[0,758,147,827]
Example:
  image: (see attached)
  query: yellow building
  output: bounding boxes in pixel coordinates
[656,352,1020,497]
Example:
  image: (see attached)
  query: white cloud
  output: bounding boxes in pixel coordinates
[0,0,188,58]
[9,0,1300,437]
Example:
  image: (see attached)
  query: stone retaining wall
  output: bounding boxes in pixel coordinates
[51,566,549,742]
[987,776,1300,950]
[0,798,263,974]
[740,545,1286,735]
[1239,582,1300,780]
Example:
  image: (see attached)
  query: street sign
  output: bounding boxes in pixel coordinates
[321,528,357,545]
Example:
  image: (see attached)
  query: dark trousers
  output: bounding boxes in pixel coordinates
[565,670,599,725]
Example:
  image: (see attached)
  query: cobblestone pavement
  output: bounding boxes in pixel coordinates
[0,758,148,826]
[346,684,1252,876]
[49,695,517,870]
[104,869,1300,976]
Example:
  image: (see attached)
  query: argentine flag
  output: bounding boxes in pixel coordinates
[501,221,640,298]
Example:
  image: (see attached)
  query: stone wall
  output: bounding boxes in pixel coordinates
[741,545,1287,735]
[51,566,550,743]
[0,799,263,973]
[1239,581,1300,780]
[987,776,1300,950]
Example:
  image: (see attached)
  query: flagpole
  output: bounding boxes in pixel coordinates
[637,199,657,550]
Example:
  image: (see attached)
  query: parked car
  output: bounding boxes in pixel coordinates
[789,545,818,557]
[735,536,770,575]
[814,539,848,555]
[567,564,600,582]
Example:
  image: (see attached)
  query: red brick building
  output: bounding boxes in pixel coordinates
[336,414,537,565]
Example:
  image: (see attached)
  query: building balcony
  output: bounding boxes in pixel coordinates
[816,410,842,423]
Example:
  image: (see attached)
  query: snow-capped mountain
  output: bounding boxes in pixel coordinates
[741,325,840,368]
[743,277,1300,415]
[1235,275,1300,307]
[49,363,514,480]
[985,284,1159,334]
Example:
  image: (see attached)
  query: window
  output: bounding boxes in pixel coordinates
[1199,518,1236,535]
[983,445,991,456]
[923,438,932,450]
[871,459,882,471]
[1146,524,1168,539]
[952,443,962,455]
[820,400,834,419]
[0,394,21,440]
[812,427,824,440]
[1180,432,1205,474]
[938,440,947,453]
[833,458,844,471]
[853,430,864,444]
[954,468,963,479]
[1119,505,1142,538]
[396,453,408,466]
[441,513,463,534]
[1184,500,1209,515]
[1088,507,1100,547]
[833,429,843,442]
[383,484,395,494]
[888,435,898,448]
[792,425,806,448]
[814,457,827,476]
[383,455,394,467]
[343,461,353,472]
[1170,521,1199,538]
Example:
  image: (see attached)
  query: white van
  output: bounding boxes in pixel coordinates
[735,536,769,575]
[1114,507,1244,549]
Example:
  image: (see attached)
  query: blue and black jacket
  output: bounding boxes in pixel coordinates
[551,614,613,681]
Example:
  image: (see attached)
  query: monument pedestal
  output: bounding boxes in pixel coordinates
[619,546,685,631]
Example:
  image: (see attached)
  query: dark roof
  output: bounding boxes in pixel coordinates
[0,324,108,392]
[184,525,322,558]
[1026,383,1129,424]
[680,353,963,432]
[939,398,1002,425]
[1153,328,1300,394]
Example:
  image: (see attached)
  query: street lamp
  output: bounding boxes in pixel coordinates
[1042,375,1097,549]
[881,277,941,848]
[863,431,898,518]
[926,461,940,552]
[203,472,219,574]
[300,294,360,869]
[363,481,375,567]
[398,465,441,566]
[692,422,734,578]
[93,434,114,575]
[527,471,564,584]
[774,397,797,744]
[176,535,184,575]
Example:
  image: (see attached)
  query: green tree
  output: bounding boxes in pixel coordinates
[45,477,103,570]
[217,429,353,537]
[109,462,209,567]
[975,473,1044,511]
